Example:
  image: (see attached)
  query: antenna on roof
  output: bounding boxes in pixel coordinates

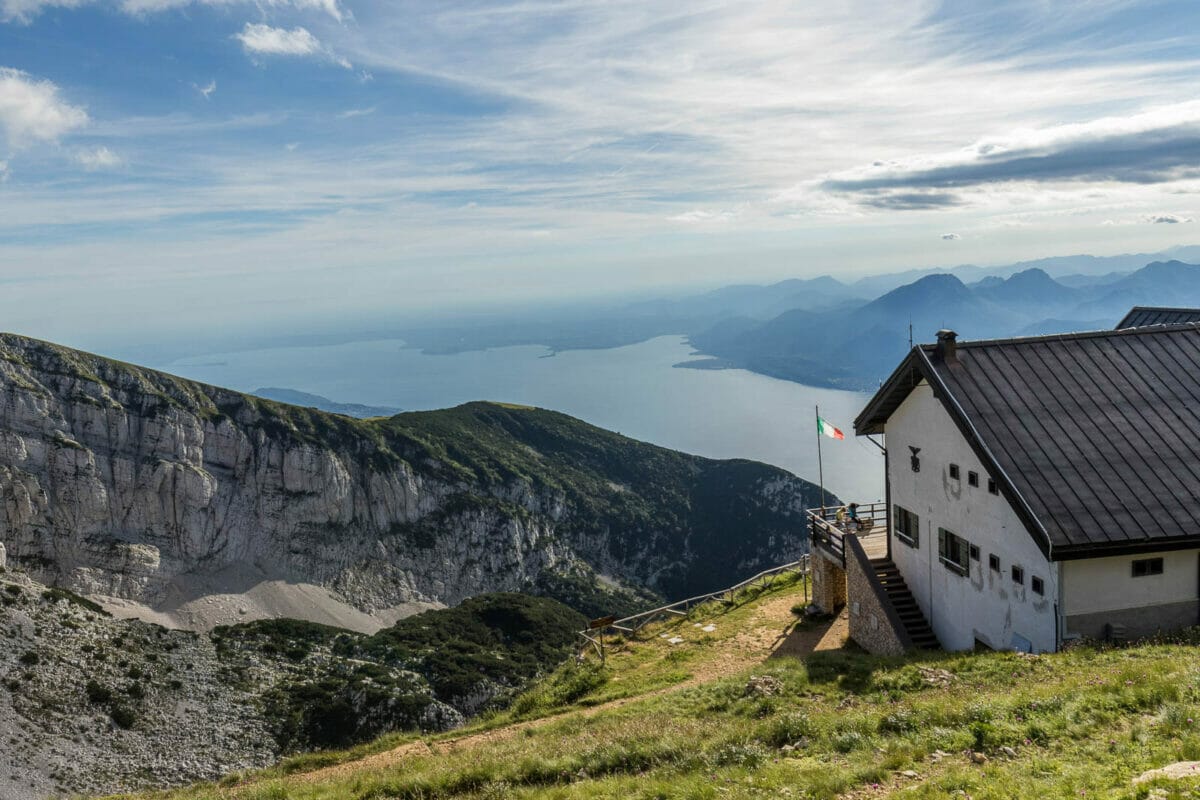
[908,321,913,349]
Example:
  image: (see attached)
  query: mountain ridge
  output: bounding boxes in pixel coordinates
[0,332,826,628]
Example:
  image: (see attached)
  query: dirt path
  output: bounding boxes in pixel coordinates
[297,592,848,786]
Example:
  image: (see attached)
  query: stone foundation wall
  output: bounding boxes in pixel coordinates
[845,535,911,656]
[810,551,847,613]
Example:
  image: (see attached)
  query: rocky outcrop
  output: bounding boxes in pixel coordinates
[0,568,565,799]
[0,334,823,624]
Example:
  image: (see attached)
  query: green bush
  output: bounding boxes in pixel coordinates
[85,681,112,705]
[110,704,137,729]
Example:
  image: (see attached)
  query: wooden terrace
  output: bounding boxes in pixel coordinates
[807,502,888,564]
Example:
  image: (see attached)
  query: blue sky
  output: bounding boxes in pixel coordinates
[4,0,1200,347]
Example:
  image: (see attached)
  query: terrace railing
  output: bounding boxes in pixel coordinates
[806,501,888,567]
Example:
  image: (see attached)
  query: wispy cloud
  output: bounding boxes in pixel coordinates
[194,80,216,99]
[0,67,88,147]
[3,0,347,23]
[941,232,960,240]
[1148,213,1192,224]
[75,145,121,169]
[0,0,85,24]
[9,1,1200,341]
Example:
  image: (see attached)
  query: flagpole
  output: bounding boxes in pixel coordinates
[815,404,826,511]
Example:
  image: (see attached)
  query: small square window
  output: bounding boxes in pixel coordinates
[1132,557,1164,577]
[1031,576,1044,596]
[969,544,980,561]
[1012,565,1025,585]
[949,463,960,480]
[989,554,1000,572]
[968,471,979,487]
[987,478,998,495]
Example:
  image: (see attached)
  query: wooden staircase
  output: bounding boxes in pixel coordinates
[869,557,939,650]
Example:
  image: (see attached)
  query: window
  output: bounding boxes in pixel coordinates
[1132,557,1164,577]
[987,478,999,495]
[989,554,1001,572]
[968,471,979,487]
[938,528,970,575]
[969,544,980,561]
[1032,576,1044,596]
[894,505,920,547]
[949,463,960,480]
[1012,565,1025,585]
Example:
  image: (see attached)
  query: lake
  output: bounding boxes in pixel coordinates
[163,336,884,503]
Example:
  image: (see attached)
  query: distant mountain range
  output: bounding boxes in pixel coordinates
[252,387,401,418]
[385,246,1200,367]
[690,260,1200,390]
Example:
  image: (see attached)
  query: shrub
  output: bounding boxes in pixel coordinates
[18,651,38,667]
[879,708,920,734]
[110,705,137,729]
[85,681,112,705]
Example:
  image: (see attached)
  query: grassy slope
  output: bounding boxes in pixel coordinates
[101,575,1200,800]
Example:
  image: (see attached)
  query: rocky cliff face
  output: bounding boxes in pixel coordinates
[0,334,824,624]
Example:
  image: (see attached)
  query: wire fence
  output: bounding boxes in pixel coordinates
[576,557,810,661]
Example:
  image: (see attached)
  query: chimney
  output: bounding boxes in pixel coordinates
[935,329,958,362]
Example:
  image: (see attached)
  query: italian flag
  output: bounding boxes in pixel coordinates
[817,417,845,440]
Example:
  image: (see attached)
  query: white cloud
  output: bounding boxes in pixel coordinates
[2,0,346,22]
[941,232,960,240]
[75,145,121,170]
[194,80,217,99]
[337,106,375,119]
[0,0,85,24]
[670,209,738,224]
[0,67,88,147]
[234,23,351,67]
[121,0,345,21]
[291,0,342,22]
[236,23,321,56]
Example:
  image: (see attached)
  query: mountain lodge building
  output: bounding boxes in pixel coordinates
[809,311,1200,654]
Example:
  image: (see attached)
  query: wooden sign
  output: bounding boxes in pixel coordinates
[588,615,616,630]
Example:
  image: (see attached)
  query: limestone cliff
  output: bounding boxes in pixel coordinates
[0,333,826,624]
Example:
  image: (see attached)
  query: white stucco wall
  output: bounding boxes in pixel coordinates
[885,381,1058,653]
[1063,550,1199,615]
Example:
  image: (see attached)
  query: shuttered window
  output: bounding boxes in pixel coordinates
[938,528,970,576]
[894,505,920,548]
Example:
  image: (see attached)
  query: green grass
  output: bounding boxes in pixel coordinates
[98,575,1200,800]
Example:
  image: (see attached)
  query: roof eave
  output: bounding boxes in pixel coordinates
[1054,536,1200,561]
[853,347,928,436]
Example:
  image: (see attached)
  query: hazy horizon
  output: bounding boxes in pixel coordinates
[5,3,1200,348]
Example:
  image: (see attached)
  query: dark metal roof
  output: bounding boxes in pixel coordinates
[856,323,1200,559]
[1117,306,1200,329]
